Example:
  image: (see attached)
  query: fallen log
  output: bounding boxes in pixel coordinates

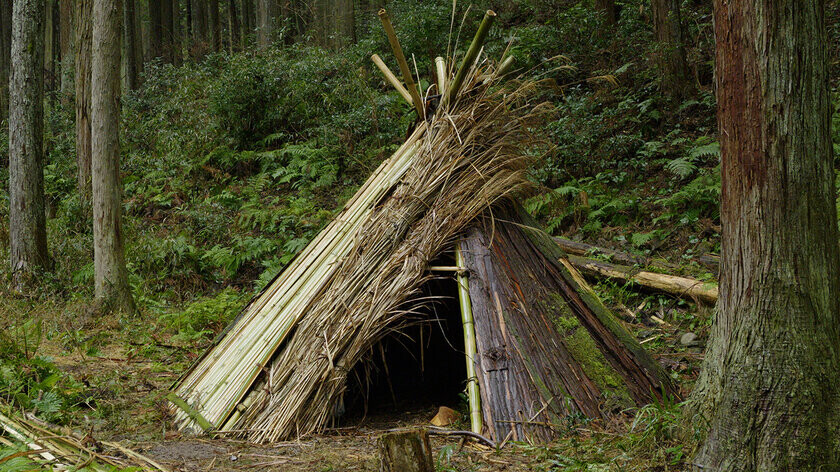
[553,237,720,273]
[565,254,718,304]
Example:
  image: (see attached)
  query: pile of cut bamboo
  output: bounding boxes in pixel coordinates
[170,8,546,441]
[0,408,169,471]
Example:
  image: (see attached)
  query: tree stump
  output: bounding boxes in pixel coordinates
[378,428,434,472]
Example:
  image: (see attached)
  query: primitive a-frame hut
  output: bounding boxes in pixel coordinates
[168,10,676,444]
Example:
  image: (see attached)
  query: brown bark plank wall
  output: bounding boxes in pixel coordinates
[459,208,677,442]
[687,0,840,469]
[9,0,49,287]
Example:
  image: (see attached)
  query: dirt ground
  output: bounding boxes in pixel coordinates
[34,335,550,471]
[138,425,543,471]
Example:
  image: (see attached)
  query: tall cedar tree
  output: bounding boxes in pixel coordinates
[75,0,92,206]
[650,0,690,98]
[687,0,840,468]
[228,0,241,53]
[0,0,11,120]
[9,0,49,288]
[91,0,136,313]
[124,0,139,90]
[59,0,73,96]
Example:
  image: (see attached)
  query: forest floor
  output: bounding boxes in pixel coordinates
[2,283,706,471]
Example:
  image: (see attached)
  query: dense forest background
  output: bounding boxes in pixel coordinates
[0,0,839,468]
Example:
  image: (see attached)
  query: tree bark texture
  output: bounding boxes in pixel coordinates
[91,0,136,314]
[0,0,12,120]
[650,0,690,98]
[209,0,221,51]
[149,0,163,59]
[9,0,49,285]
[170,0,181,65]
[59,0,74,96]
[256,0,276,48]
[161,0,174,62]
[377,429,434,472]
[687,1,840,470]
[75,0,93,206]
[239,0,253,47]
[190,0,209,58]
[228,0,241,53]
[123,0,139,90]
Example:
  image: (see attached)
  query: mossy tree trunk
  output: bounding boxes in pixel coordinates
[687,0,840,469]
[9,0,49,289]
[91,0,136,314]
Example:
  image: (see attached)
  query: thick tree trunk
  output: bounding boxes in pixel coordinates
[190,0,208,58]
[595,0,616,26]
[59,0,74,97]
[170,0,181,65]
[123,0,138,90]
[75,0,92,207]
[335,0,354,48]
[91,0,136,314]
[149,0,162,59]
[256,0,276,48]
[0,0,11,120]
[160,0,174,62]
[44,0,55,92]
[228,0,240,53]
[208,0,221,52]
[650,0,690,98]
[9,0,49,287]
[687,0,840,469]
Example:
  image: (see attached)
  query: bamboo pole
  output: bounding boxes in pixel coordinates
[455,240,482,435]
[372,54,413,105]
[435,56,447,97]
[496,55,515,78]
[378,9,425,117]
[444,10,496,107]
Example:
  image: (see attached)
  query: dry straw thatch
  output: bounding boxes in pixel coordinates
[235,64,551,442]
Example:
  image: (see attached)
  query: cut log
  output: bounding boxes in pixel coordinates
[378,428,434,472]
[553,237,720,273]
[565,254,718,304]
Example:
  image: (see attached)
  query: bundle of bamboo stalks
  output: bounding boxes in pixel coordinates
[169,8,547,441]
[0,408,169,471]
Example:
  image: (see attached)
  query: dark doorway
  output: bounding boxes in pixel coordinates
[341,268,468,424]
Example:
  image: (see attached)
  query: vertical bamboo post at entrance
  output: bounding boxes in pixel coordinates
[455,240,482,434]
